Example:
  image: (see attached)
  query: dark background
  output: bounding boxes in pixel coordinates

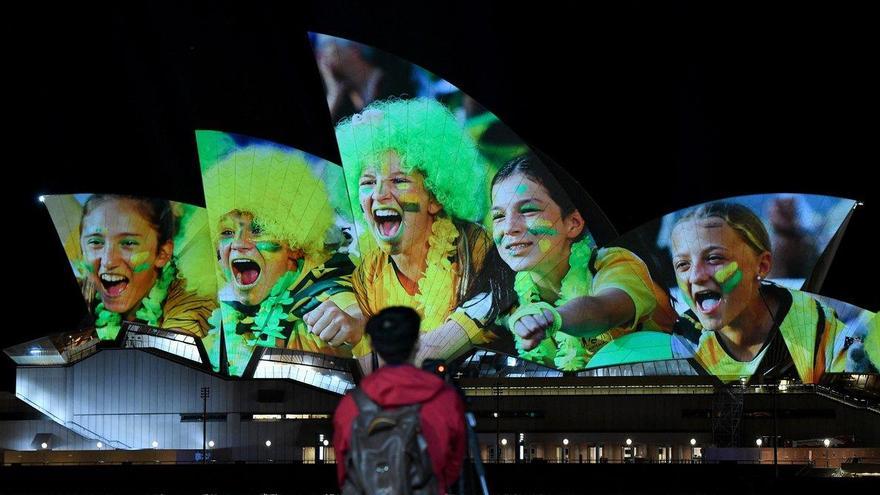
[7,1,877,391]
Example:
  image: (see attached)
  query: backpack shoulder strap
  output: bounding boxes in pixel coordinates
[351,388,381,415]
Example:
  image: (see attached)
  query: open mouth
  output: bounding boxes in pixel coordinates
[373,208,402,240]
[99,273,129,298]
[231,258,261,287]
[694,289,722,314]
[504,240,533,256]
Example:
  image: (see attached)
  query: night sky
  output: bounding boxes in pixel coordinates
[8,2,877,390]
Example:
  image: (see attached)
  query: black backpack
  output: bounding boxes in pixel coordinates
[342,388,439,495]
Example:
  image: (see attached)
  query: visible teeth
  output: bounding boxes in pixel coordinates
[232,259,253,265]
[100,274,126,282]
[375,210,400,218]
[700,297,719,311]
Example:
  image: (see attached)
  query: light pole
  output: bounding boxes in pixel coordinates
[690,438,696,463]
[494,382,501,464]
[823,438,830,467]
[200,386,210,464]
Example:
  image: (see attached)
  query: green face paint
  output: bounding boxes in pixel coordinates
[538,239,552,253]
[132,262,152,273]
[396,182,412,191]
[527,226,559,236]
[130,251,150,266]
[256,241,283,253]
[401,202,421,213]
[526,218,558,237]
[131,251,153,273]
[493,231,503,246]
[75,259,95,275]
[515,184,529,196]
[359,185,374,197]
[714,262,743,295]
[677,278,695,309]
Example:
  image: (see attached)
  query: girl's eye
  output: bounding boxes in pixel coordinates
[675,261,690,271]
[120,239,139,247]
[360,178,376,186]
[392,177,410,184]
[491,214,504,222]
[220,229,234,237]
[87,238,104,247]
[519,205,542,214]
[707,255,725,263]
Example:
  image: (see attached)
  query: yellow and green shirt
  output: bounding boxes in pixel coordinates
[204,253,357,377]
[673,286,849,384]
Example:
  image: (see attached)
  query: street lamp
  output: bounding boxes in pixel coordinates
[756,438,762,447]
[625,438,632,446]
[690,438,696,462]
[208,440,215,448]
[823,438,830,467]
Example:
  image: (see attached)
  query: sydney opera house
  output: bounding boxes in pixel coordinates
[4,3,877,493]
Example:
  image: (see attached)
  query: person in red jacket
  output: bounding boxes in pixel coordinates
[333,306,466,492]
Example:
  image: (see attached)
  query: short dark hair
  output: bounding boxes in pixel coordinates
[366,307,421,365]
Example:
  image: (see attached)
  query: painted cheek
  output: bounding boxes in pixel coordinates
[527,218,559,237]
[492,231,503,246]
[713,262,743,295]
[75,259,96,275]
[397,192,422,213]
[256,241,282,253]
[130,251,152,273]
[677,278,695,309]
[538,239,552,253]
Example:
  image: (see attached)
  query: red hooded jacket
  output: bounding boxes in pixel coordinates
[333,364,466,491]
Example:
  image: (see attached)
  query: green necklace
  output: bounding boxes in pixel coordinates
[511,238,594,371]
[95,262,176,340]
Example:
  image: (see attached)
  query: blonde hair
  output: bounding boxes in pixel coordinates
[201,145,334,262]
[675,201,771,255]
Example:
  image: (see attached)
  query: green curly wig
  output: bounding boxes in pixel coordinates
[335,97,488,223]
[201,144,335,263]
